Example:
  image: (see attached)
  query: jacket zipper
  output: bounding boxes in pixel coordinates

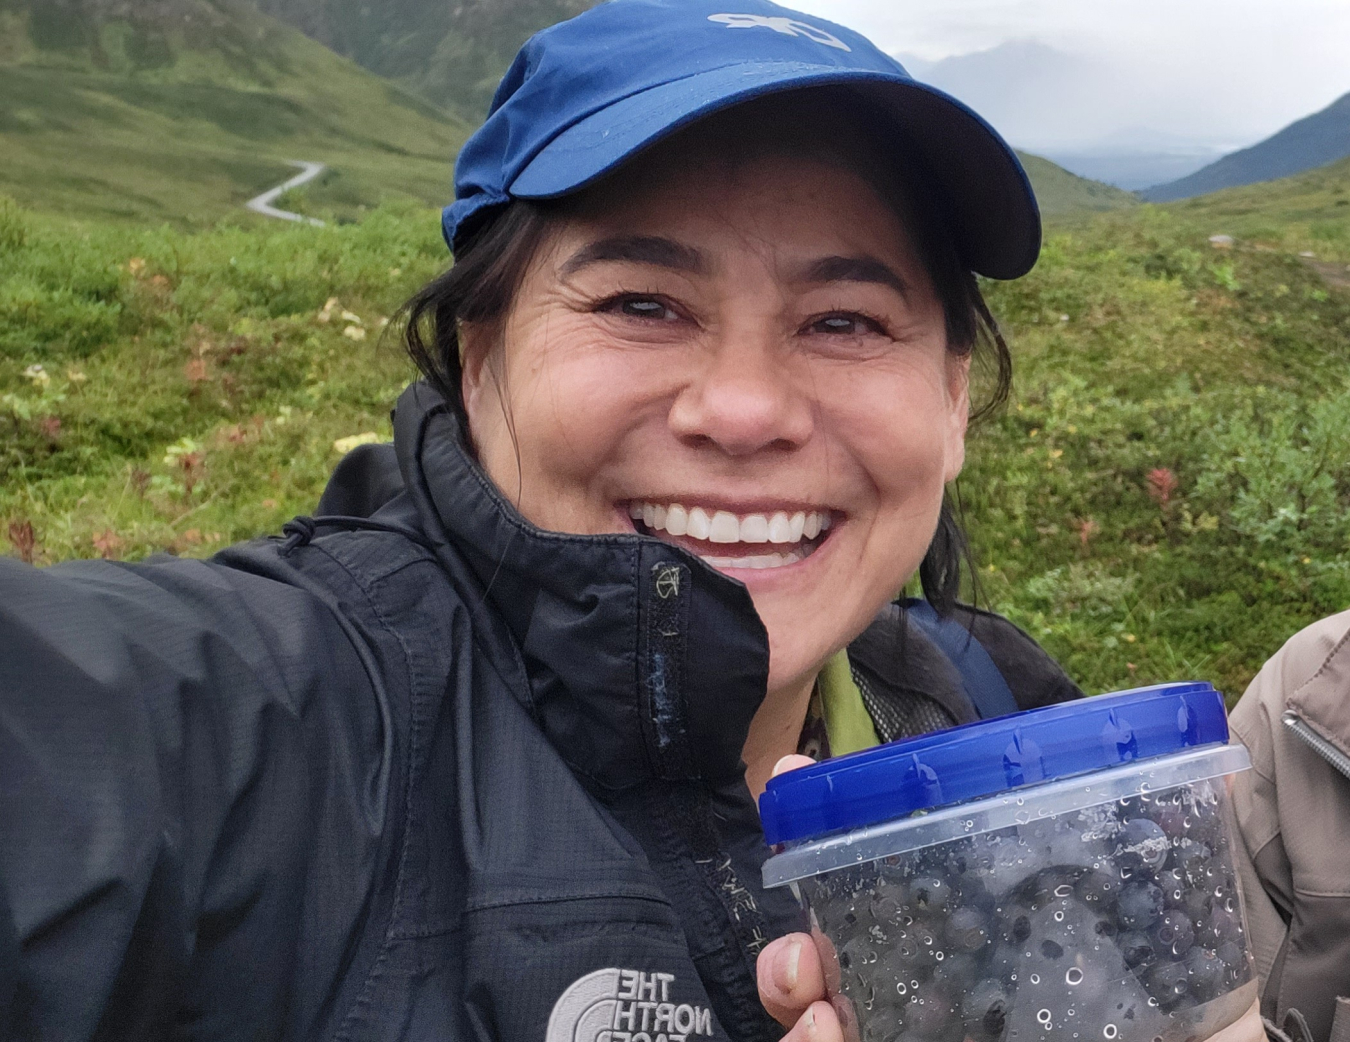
[1283,710,1350,782]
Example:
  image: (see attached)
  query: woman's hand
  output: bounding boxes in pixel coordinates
[758,754,849,1041]
[1213,1001,1266,1042]
[757,931,845,1042]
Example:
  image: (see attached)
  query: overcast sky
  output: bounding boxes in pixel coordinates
[790,0,1350,150]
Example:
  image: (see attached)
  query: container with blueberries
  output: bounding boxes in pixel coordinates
[760,683,1256,1042]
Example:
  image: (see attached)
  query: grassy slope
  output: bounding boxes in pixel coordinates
[966,159,1350,699]
[0,4,469,225]
[1,150,1347,702]
[1017,152,1139,217]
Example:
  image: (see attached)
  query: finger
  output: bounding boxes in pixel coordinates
[1208,1000,1264,1042]
[779,1001,845,1042]
[757,932,828,1027]
[773,754,817,777]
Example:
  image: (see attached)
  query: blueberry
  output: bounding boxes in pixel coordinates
[1073,869,1121,912]
[1145,960,1191,1009]
[1178,886,1212,925]
[950,872,996,914]
[909,875,954,914]
[1117,818,1170,877]
[1175,839,1213,887]
[987,944,1022,986]
[962,979,1011,1040]
[869,881,913,927]
[1217,941,1252,987]
[998,902,1034,945]
[1148,910,1195,959]
[1117,882,1164,930]
[1183,947,1226,1003]
[1118,931,1156,968]
[1156,867,1188,908]
[1153,799,1189,839]
[1197,905,1242,949]
[946,905,993,954]
[838,935,881,979]
[933,952,981,986]
[904,983,963,1042]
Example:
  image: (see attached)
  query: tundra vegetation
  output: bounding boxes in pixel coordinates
[2,156,1348,700]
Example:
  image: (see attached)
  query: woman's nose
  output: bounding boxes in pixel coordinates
[667,332,814,456]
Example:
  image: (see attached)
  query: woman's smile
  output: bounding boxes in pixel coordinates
[625,500,835,573]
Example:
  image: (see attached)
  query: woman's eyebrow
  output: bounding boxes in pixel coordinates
[797,255,910,299]
[558,235,707,277]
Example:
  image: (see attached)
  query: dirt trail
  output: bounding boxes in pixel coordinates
[245,161,326,226]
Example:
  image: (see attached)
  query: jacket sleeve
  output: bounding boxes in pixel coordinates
[1229,612,1350,1041]
[0,551,385,1040]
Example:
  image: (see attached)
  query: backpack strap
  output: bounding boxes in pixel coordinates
[903,598,1020,720]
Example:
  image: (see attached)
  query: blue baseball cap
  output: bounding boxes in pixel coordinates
[443,0,1041,280]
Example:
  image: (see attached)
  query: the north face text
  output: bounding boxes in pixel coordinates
[547,968,717,1042]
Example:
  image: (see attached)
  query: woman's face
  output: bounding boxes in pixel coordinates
[462,143,970,698]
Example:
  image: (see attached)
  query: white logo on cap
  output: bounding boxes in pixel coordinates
[707,13,851,51]
[546,968,716,1042]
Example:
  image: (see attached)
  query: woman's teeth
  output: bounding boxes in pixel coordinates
[627,502,832,570]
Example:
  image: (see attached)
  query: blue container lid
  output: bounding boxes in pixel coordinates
[759,682,1228,845]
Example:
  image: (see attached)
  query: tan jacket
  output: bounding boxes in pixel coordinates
[1231,610,1350,1042]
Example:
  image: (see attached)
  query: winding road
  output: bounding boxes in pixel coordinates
[246,160,327,226]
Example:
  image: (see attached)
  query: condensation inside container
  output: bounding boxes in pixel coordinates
[800,777,1256,1042]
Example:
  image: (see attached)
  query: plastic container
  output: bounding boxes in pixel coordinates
[760,683,1257,1042]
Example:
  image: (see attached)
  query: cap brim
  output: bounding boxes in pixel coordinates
[508,61,1041,280]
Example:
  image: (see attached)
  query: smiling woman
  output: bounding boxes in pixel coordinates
[0,2,1264,1042]
[410,95,1011,801]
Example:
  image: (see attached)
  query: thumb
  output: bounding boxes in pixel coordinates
[772,754,817,778]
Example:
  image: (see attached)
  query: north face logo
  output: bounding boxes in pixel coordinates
[546,968,716,1042]
[707,13,851,51]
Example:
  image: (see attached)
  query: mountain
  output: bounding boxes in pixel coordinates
[1143,92,1350,202]
[1014,152,1138,218]
[1041,129,1227,192]
[897,42,1106,152]
[0,0,470,223]
[256,0,599,119]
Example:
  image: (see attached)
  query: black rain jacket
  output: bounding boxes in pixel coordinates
[0,383,1081,1041]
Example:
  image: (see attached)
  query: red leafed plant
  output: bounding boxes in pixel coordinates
[7,519,36,564]
[1146,467,1178,507]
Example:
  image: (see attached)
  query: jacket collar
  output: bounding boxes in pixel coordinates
[390,382,771,793]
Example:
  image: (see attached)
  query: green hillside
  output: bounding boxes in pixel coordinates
[0,0,470,225]
[257,0,598,119]
[1162,154,1350,261]
[1016,152,1139,219]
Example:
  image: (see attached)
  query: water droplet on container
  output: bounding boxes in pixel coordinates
[1054,911,1065,922]
[1065,968,1084,986]
[1030,974,1041,984]
[1038,1009,1053,1026]
[1103,1025,1118,1040]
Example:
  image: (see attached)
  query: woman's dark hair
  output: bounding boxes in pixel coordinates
[401,112,1014,616]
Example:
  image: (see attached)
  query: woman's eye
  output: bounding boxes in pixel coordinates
[606,296,677,321]
[809,313,882,336]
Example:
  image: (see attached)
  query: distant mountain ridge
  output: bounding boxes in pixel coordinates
[1144,92,1350,202]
